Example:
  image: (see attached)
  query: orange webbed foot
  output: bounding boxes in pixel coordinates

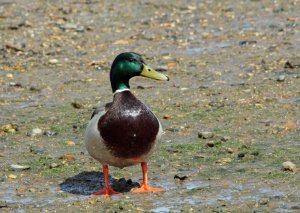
[131,162,164,193]
[132,183,164,193]
[92,164,122,196]
[92,187,121,196]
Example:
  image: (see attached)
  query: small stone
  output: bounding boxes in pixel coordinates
[198,131,214,139]
[259,198,269,205]
[174,175,188,181]
[62,23,77,30]
[215,158,232,165]
[1,124,18,133]
[163,114,171,119]
[6,73,14,79]
[206,141,215,147]
[29,86,41,92]
[30,146,45,154]
[251,151,259,156]
[221,136,231,142]
[49,59,59,64]
[75,26,85,32]
[9,82,22,87]
[65,141,75,146]
[284,61,295,69]
[60,153,75,161]
[137,85,145,89]
[10,164,30,171]
[193,153,206,159]
[165,128,180,133]
[16,187,27,193]
[167,62,177,69]
[238,152,246,158]
[28,188,36,192]
[277,75,285,82]
[30,128,43,136]
[239,40,257,46]
[49,163,60,169]
[285,120,297,130]
[71,101,84,109]
[282,161,297,172]
[43,130,58,137]
[226,148,234,154]
[8,174,17,179]
[5,43,24,52]
[113,39,129,45]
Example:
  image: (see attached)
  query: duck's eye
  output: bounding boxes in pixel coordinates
[128,58,134,62]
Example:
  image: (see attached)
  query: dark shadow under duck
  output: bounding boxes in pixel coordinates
[59,171,140,195]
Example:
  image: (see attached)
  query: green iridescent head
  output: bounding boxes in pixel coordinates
[110,52,169,93]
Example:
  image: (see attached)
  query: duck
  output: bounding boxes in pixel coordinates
[85,52,169,196]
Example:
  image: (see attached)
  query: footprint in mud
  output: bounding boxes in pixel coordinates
[59,171,140,195]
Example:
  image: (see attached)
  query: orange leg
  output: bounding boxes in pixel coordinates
[132,162,164,193]
[92,164,121,196]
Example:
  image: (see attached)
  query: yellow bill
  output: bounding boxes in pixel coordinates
[141,64,169,81]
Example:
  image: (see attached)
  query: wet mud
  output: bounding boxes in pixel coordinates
[1,0,300,212]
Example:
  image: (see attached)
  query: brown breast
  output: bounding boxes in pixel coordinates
[98,91,159,159]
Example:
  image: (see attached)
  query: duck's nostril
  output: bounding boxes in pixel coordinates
[147,68,151,72]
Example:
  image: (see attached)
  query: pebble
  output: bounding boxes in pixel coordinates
[71,101,84,109]
[60,153,75,161]
[136,85,145,89]
[49,59,59,64]
[9,82,22,87]
[282,161,297,172]
[284,61,295,69]
[206,141,215,147]
[174,175,188,181]
[167,62,177,69]
[10,164,30,171]
[16,187,27,193]
[251,151,259,156]
[75,26,85,32]
[113,39,129,45]
[1,124,18,133]
[226,148,234,154]
[163,114,171,119]
[43,130,58,137]
[259,198,269,205]
[8,174,17,179]
[6,73,14,79]
[221,136,231,142]
[30,128,43,136]
[28,188,36,193]
[49,163,60,169]
[193,153,206,159]
[29,86,41,92]
[215,158,232,165]
[198,131,214,139]
[30,146,46,154]
[65,141,75,146]
[237,152,246,159]
[277,75,285,82]
[165,128,180,133]
[239,40,257,46]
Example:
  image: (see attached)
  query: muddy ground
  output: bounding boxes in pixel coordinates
[1,0,300,212]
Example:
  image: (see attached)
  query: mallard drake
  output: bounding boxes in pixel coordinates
[85,52,169,196]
